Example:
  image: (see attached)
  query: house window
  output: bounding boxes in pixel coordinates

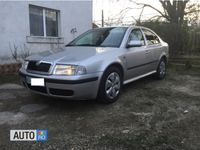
[29,5,59,37]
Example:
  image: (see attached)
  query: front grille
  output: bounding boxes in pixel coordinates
[27,84,47,94]
[27,61,51,73]
[49,88,74,96]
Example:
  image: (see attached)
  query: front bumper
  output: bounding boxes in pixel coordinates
[19,69,103,100]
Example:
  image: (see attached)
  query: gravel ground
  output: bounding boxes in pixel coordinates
[0,66,200,150]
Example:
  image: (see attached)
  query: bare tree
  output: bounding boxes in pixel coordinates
[159,0,189,24]
[9,43,30,63]
[129,0,194,24]
[96,0,199,26]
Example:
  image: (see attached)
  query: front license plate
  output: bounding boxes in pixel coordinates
[26,77,45,86]
[31,78,45,86]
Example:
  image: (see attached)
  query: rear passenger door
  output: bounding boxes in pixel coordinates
[142,28,162,71]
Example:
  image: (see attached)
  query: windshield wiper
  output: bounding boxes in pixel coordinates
[65,44,96,47]
[65,44,74,47]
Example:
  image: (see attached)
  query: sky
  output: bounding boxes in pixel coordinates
[93,0,163,26]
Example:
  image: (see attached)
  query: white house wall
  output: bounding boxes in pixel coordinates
[0,1,92,63]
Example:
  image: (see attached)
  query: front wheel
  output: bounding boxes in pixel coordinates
[98,67,122,103]
[155,58,167,80]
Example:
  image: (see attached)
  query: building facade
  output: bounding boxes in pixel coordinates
[0,1,92,63]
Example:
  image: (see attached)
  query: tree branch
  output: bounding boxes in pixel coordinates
[149,15,164,21]
[129,0,170,21]
[138,6,145,24]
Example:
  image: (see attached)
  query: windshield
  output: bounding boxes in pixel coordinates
[67,27,128,48]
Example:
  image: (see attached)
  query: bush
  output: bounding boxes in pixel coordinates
[0,63,21,74]
[139,21,195,57]
[9,43,30,63]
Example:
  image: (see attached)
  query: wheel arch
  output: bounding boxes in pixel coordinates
[97,62,125,96]
[97,62,124,103]
[159,53,168,63]
[103,62,125,79]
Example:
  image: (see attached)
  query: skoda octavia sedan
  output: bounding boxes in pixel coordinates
[19,26,168,103]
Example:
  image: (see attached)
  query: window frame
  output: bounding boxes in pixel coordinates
[29,4,60,38]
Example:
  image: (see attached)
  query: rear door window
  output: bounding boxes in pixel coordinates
[142,29,160,45]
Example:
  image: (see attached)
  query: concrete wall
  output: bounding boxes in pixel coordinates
[0,1,92,63]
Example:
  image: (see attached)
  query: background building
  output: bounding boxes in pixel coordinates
[0,1,92,63]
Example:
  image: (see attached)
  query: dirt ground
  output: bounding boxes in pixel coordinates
[0,65,200,150]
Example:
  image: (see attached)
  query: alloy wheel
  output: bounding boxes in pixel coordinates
[159,61,166,77]
[105,72,121,99]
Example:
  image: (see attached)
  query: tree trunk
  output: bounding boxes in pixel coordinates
[159,0,189,24]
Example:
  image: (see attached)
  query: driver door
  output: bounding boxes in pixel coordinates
[125,28,152,80]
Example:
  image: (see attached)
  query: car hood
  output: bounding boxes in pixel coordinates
[26,46,118,64]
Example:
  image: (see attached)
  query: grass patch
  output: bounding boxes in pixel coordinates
[99,130,180,150]
[0,74,20,84]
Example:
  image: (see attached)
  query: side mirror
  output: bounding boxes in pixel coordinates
[127,40,143,48]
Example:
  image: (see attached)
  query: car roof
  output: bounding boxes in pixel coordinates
[94,26,149,30]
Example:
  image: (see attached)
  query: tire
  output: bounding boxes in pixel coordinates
[98,67,122,103]
[155,58,167,80]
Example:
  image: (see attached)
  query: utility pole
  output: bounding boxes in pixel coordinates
[101,9,104,27]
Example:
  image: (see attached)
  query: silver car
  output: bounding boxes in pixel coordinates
[19,26,168,103]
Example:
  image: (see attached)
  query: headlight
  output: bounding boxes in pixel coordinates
[21,61,29,70]
[53,65,87,75]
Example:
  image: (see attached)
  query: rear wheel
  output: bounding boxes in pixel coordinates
[98,67,122,103]
[155,58,166,79]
